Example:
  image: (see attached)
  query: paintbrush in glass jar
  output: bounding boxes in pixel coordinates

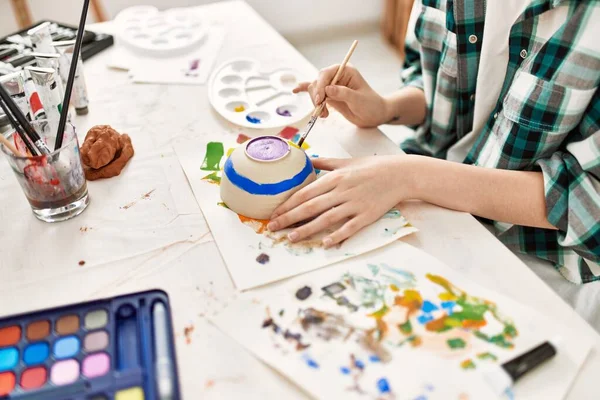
[296,40,358,148]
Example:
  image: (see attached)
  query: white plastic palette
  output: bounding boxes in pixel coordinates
[208,58,313,129]
[114,6,206,57]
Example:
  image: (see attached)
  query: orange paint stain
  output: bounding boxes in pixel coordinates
[238,215,270,234]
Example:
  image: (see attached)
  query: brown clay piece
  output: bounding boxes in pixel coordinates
[81,125,134,181]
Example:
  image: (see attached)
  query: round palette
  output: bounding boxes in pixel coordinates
[208,58,313,129]
[114,6,206,57]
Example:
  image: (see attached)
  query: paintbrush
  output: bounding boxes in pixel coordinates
[0,84,50,155]
[54,0,90,151]
[297,40,358,148]
[0,131,23,157]
[0,97,38,156]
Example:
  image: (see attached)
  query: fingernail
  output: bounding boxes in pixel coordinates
[323,237,333,248]
[268,221,278,231]
[288,231,299,242]
[315,94,321,104]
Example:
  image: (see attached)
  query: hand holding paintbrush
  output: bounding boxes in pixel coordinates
[296,40,358,147]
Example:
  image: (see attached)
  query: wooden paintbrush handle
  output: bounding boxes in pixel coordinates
[313,40,358,118]
[0,134,23,157]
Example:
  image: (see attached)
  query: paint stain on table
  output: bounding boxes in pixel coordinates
[256,253,270,264]
[184,324,195,344]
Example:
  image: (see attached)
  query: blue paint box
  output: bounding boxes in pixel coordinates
[0,290,180,400]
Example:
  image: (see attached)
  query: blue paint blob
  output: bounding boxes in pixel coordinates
[421,300,439,313]
[305,358,319,369]
[246,115,262,124]
[441,301,455,309]
[340,366,351,375]
[54,336,80,359]
[377,378,391,394]
[369,355,381,363]
[354,359,365,369]
[292,133,301,143]
[417,314,434,325]
[23,342,49,365]
[224,154,314,196]
[0,348,19,371]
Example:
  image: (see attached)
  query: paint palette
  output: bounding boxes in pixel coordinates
[115,6,206,57]
[208,58,313,129]
[0,290,180,399]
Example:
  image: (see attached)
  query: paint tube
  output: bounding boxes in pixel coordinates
[54,41,89,115]
[28,22,57,54]
[0,72,31,121]
[22,69,47,121]
[32,53,65,98]
[26,67,63,130]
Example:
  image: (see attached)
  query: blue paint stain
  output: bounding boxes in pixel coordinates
[340,366,351,375]
[310,154,321,174]
[292,133,301,142]
[246,115,262,124]
[377,378,391,394]
[425,384,435,392]
[305,357,319,369]
[413,396,427,400]
[224,153,314,196]
[417,314,434,325]
[421,301,439,313]
[354,359,365,369]
[369,355,381,363]
[441,301,455,309]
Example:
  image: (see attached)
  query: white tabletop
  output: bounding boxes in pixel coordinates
[0,1,598,398]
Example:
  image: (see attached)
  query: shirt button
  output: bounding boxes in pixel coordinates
[493,112,499,119]
[470,94,475,101]
[520,49,528,59]
[469,34,478,44]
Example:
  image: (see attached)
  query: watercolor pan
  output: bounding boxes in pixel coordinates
[208,58,313,129]
[0,290,180,400]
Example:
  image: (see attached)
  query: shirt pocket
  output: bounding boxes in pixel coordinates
[503,69,597,135]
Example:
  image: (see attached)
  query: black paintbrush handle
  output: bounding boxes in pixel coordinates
[54,0,91,151]
[0,98,38,156]
[0,84,49,154]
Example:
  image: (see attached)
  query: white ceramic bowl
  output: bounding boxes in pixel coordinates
[220,136,316,219]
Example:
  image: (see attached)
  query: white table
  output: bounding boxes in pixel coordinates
[0,1,598,398]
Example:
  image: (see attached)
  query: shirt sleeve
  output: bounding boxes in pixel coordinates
[535,90,600,264]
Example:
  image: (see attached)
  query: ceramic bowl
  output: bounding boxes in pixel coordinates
[220,136,316,219]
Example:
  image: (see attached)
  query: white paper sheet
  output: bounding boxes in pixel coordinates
[174,129,418,290]
[107,26,226,85]
[211,241,592,400]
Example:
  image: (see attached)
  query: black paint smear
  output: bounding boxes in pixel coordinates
[295,286,313,301]
[256,253,270,264]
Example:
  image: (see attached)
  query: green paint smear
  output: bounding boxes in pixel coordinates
[202,172,221,184]
[460,359,476,370]
[217,202,229,209]
[201,142,225,171]
[398,320,413,335]
[383,209,402,219]
[447,338,467,349]
[367,263,380,276]
[476,352,498,361]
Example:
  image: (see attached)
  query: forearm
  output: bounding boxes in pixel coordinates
[383,87,427,126]
[403,155,557,230]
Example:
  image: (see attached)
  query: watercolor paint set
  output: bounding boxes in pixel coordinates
[208,58,313,129]
[0,290,180,400]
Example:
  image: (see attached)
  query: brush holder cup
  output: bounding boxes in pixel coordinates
[220,136,317,220]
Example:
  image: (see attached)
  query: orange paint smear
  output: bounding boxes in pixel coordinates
[238,215,270,234]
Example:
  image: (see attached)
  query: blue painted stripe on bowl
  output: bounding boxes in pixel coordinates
[224,154,313,196]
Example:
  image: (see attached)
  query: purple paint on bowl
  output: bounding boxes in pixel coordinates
[245,136,290,162]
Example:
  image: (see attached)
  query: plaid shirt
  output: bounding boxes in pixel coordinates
[402,0,600,283]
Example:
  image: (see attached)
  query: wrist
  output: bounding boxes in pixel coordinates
[382,95,399,124]
[394,155,426,202]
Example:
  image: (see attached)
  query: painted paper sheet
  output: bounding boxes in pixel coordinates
[211,242,592,400]
[174,128,417,289]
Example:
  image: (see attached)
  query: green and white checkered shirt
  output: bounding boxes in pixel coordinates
[402,0,600,283]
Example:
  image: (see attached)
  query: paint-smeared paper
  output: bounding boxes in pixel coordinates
[211,242,592,400]
[173,129,418,290]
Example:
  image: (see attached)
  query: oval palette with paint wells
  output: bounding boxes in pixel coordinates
[208,58,313,129]
[220,136,317,219]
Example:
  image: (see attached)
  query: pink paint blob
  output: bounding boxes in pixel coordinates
[82,353,110,378]
[50,359,79,386]
[245,136,290,161]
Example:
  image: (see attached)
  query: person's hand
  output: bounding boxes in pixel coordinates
[267,156,414,247]
[294,65,391,128]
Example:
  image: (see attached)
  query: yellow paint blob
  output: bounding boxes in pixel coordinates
[234,105,246,112]
[115,387,145,400]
